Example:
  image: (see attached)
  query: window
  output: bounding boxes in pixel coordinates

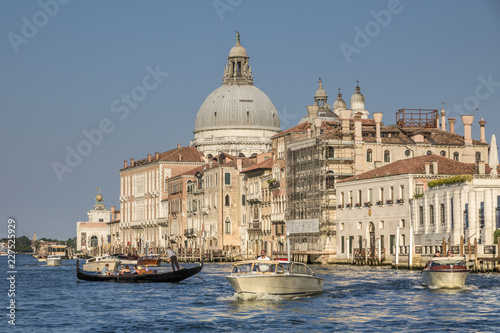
[380,235,384,251]
[453,152,459,161]
[242,195,246,205]
[225,217,231,234]
[379,221,384,229]
[367,149,373,162]
[242,214,246,224]
[368,188,373,203]
[384,150,391,162]
[328,146,335,158]
[400,185,405,201]
[419,206,424,226]
[389,186,394,201]
[405,150,410,157]
[427,150,432,155]
[224,172,231,185]
[90,236,98,247]
[440,150,446,157]
[358,236,363,249]
[349,191,353,206]
[379,187,384,203]
[441,203,446,225]
[390,235,395,254]
[430,205,435,225]
[476,152,482,163]
[225,194,230,206]
[400,219,405,228]
[341,236,345,253]
[358,190,362,205]
[340,223,344,231]
[99,219,104,222]
[357,221,362,230]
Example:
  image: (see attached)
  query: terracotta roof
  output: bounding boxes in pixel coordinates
[122,146,204,170]
[241,158,273,173]
[340,155,479,182]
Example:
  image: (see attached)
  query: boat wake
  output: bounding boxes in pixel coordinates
[217,293,285,302]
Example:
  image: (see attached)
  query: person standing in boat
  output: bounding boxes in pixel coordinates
[446,250,454,257]
[165,247,180,271]
[258,250,271,260]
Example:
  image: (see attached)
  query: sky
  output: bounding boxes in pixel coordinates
[1,0,499,240]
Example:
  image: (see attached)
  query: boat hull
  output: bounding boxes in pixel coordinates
[76,260,203,283]
[422,270,470,288]
[226,274,324,299]
[137,257,163,267]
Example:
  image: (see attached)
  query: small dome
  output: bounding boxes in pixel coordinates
[229,44,248,57]
[333,90,347,110]
[350,84,365,104]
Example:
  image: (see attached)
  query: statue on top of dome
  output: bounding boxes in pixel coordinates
[236,31,240,45]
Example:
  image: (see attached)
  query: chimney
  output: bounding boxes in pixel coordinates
[479,118,486,143]
[424,162,430,175]
[131,158,135,167]
[373,112,383,144]
[449,118,456,134]
[461,115,474,145]
[314,118,322,135]
[111,206,115,221]
[177,143,181,149]
[208,160,213,168]
[339,109,351,140]
[477,162,486,175]
[148,153,152,163]
[307,105,319,125]
[155,152,159,161]
[178,153,182,161]
[237,159,242,172]
[431,160,438,175]
[440,108,446,131]
[354,111,362,142]
[123,160,128,168]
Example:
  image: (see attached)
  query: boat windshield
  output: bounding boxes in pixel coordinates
[232,263,253,273]
[291,263,313,275]
[232,262,284,274]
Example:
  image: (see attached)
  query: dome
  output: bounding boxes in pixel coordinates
[350,84,365,105]
[333,90,347,110]
[229,44,248,57]
[194,85,281,132]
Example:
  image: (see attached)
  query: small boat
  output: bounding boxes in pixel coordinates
[114,254,139,265]
[83,255,121,273]
[46,255,62,266]
[226,260,324,299]
[37,255,47,262]
[76,260,203,283]
[422,256,471,288]
[137,256,163,267]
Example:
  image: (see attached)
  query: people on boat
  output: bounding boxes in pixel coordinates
[119,265,131,275]
[446,250,454,257]
[131,265,139,274]
[257,250,271,260]
[165,247,180,271]
[433,251,441,257]
[102,263,114,276]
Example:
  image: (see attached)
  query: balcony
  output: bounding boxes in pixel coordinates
[202,207,209,215]
[268,180,280,190]
[184,228,196,238]
[271,213,285,223]
[156,217,168,226]
[248,222,261,231]
[247,193,261,202]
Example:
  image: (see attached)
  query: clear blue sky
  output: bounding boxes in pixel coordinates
[1,0,499,240]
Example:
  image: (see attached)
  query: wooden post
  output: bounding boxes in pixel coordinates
[460,236,464,257]
[497,236,500,259]
[442,237,446,254]
[474,238,478,272]
[467,238,471,258]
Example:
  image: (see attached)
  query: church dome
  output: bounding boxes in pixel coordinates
[333,89,347,110]
[194,85,280,132]
[229,44,248,57]
[350,83,365,105]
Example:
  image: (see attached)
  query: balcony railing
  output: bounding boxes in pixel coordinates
[271,213,285,223]
[248,222,261,230]
[184,228,196,237]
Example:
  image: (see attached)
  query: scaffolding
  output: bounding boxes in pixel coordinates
[396,109,438,128]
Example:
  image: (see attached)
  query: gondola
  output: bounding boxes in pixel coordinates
[76,259,203,283]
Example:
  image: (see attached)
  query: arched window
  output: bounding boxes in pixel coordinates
[367,149,373,162]
[453,152,459,161]
[225,194,230,206]
[90,236,98,247]
[214,112,217,126]
[247,111,250,125]
[206,154,213,159]
[238,153,246,157]
[427,150,432,155]
[225,217,231,234]
[384,150,391,163]
[476,152,482,163]
[440,151,446,157]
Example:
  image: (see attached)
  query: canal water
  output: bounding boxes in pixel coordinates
[1,255,499,332]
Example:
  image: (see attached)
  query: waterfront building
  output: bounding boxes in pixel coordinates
[335,154,500,265]
[118,145,204,254]
[76,191,114,255]
[190,33,281,158]
[241,156,275,257]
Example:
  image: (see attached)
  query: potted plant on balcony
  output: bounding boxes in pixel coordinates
[355,203,361,207]
[376,200,383,206]
[337,204,344,208]
[346,203,352,208]
[364,201,372,207]
[396,198,404,204]
[386,199,393,204]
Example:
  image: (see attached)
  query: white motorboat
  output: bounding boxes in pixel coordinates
[226,260,323,299]
[46,255,62,266]
[83,255,121,272]
[422,256,471,288]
